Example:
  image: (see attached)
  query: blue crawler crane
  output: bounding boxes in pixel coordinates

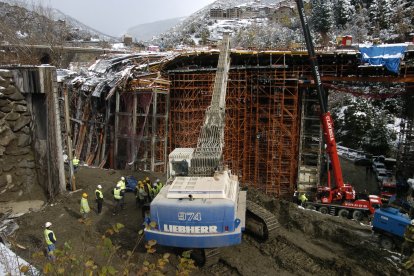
[144,34,278,266]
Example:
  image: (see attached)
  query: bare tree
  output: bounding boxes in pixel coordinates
[0,0,70,65]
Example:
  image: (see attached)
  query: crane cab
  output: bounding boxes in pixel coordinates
[167,148,194,180]
[144,167,246,248]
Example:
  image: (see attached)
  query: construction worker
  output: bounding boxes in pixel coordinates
[152,181,159,197]
[293,190,299,205]
[80,193,90,219]
[72,156,80,173]
[44,222,56,261]
[118,176,126,190]
[155,179,163,194]
[112,183,124,215]
[136,181,147,207]
[146,180,154,200]
[134,182,140,207]
[95,185,104,214]
[143,180,150,203]
[402,220,414,257]
[117,176,126,209]
[299,193,308,207]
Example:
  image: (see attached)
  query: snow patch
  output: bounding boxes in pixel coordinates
[0,243,39,275]
[111,43,127,50]
[354,111,366,117]
[15,31,28,38]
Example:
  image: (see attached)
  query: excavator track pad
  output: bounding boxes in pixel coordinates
[245,200,279,240]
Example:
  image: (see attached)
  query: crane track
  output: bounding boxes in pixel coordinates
[245,200,279,240]
[204,248,221,267]
[200,201,278,267]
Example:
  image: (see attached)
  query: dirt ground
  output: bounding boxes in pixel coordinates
[3,165,409,275]
[339,157,379,195]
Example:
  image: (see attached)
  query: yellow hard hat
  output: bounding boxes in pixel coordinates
[82,193,88,198]
[145,177,149,181]
[138,181,142,184]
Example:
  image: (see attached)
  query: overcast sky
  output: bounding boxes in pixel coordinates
[36,0,216,36]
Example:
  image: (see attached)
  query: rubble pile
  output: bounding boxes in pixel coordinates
[0,70,36,198]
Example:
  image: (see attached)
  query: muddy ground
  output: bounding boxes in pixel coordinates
[2,162,408,275]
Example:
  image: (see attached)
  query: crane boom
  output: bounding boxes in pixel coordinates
[189,33,231,176]
[295,0,344,188]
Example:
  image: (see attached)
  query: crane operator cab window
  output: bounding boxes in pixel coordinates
[171,160,189,176]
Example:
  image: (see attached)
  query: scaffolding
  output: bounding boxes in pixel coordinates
[168,68,300,197]
[60,50,414,197]
[297,87,323,193]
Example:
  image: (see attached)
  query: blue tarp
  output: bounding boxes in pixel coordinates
[125,175,138,192]
[359,43,408,74]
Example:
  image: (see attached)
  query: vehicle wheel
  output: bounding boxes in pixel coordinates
[352,210,363,221]
[319,206,329,214]
[306,205,316,210]
[379,236,394,250]
[338,209,349,219]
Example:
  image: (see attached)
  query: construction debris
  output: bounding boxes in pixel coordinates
[60,53,171,172]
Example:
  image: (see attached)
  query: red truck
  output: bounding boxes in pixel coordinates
[379,177,397,203]
[296,0,382,220]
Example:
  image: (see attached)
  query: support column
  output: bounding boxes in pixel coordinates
[48,67,66,193]
[151,91,157,171]
[114,91,120,169]
[64,86,76,190]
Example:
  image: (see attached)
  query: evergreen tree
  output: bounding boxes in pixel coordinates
[333,0,355,28]
[334,98,372,149]
[365,115,394,155]
[369,0,392,35]
[343,7,369,43]
[388,0,414,41]
[310,0,334,43]
[331,92,399,156]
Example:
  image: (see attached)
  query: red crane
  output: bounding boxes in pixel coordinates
[295,0,381,219]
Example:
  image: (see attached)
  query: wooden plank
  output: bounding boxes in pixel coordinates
[114,91,120,169]
[94,130,103,166]
[85,118,95,163]
[73,94,83,146]
[98,152,109,168]
[100,100,111,164]
[75,105,90,157]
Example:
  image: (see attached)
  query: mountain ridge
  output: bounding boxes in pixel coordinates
[127,17,185,42]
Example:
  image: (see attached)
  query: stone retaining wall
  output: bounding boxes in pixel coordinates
[0,69,36,198]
